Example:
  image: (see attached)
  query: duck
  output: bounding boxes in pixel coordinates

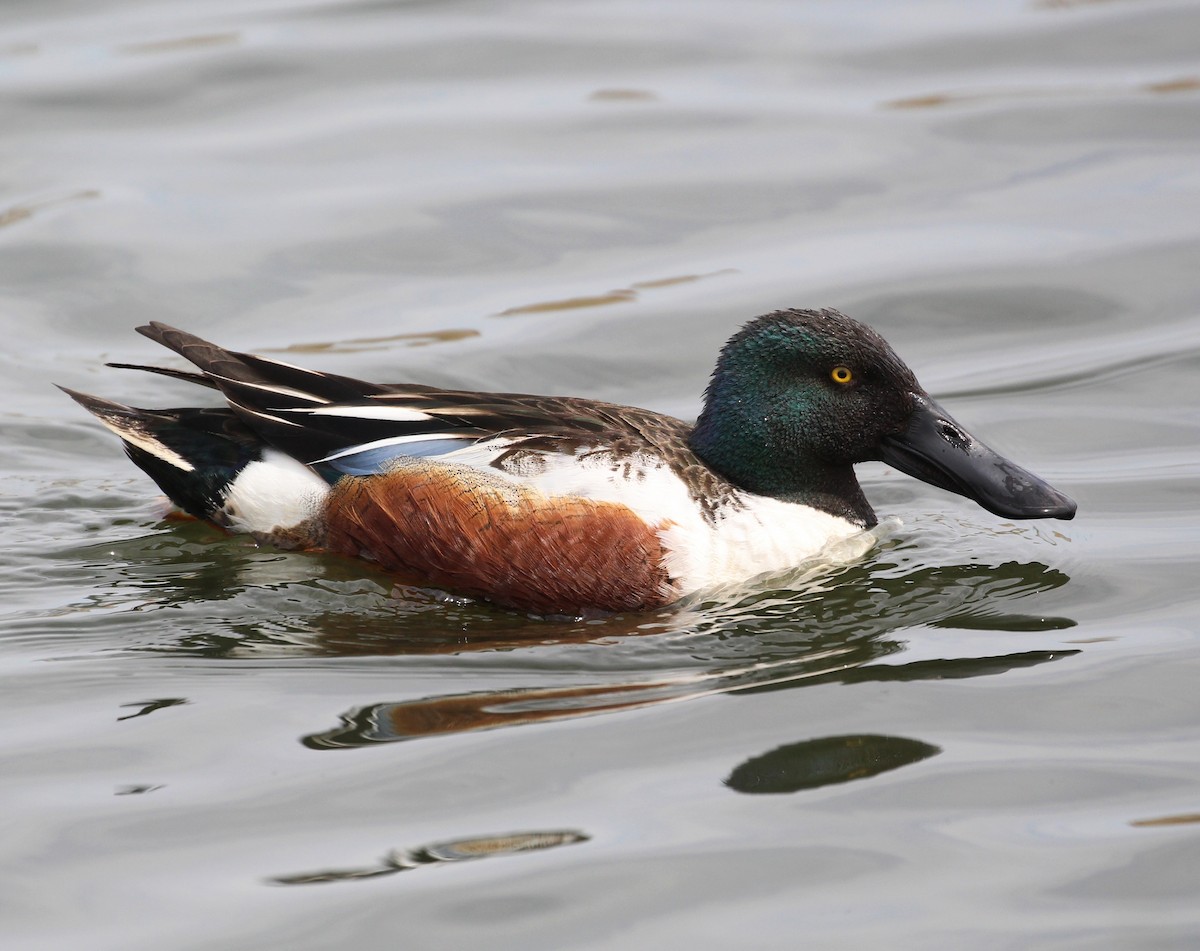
[62,308,1076,615]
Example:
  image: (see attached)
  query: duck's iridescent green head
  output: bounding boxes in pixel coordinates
[689,308,1076,526]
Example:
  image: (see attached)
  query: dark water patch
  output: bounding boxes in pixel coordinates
[114,783,165,795]
[116,697,188,721]
[725,734,941,794]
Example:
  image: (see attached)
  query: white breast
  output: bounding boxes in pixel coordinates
[658,495,869,596]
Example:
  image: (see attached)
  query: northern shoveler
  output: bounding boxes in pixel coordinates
[62,309,1076,614]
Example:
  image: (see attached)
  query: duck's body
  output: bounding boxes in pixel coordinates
[64,309,1075,614]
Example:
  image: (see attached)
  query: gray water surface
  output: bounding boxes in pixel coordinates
[4,2,1200,949]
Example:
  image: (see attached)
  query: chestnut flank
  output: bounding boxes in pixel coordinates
[323,461,674,614]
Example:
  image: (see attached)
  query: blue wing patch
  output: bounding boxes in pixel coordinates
[324,437,476,475]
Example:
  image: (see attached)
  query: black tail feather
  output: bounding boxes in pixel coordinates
[135,321,385,400]
[59,386,262,519]
[106,362,219,389]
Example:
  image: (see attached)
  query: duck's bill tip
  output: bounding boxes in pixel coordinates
[1017,495,1077,521]
[980,488,1077,521]
[880,396,1077,522]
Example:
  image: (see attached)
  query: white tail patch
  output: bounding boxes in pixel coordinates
[94,416,195,472]
[220,449,329,534]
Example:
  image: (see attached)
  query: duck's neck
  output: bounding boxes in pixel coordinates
[688,401,877,528]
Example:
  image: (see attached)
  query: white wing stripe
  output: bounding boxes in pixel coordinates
[233,404,305,427]
[204,371,331,404]
[301,405,432,422]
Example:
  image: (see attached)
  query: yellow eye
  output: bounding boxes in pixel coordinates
[831,366,853,385]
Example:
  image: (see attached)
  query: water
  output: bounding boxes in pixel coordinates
[3,1,1200,948]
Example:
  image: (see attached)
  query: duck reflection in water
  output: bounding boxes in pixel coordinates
[270,829,589,886]
[297,552,1077,748]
